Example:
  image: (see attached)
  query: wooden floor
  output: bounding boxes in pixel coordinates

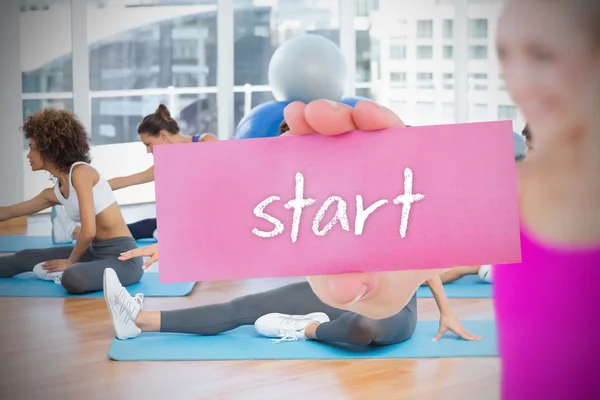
[0,224,499,400]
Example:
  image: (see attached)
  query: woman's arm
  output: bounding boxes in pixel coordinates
[108,166,154,191]
[0,188,58,222]
[426,274,481,341]
[198,133,218,142]
[65,165,98,266]
[425,274,452,316]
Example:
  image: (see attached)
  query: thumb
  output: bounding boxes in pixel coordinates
[143,254,157,269]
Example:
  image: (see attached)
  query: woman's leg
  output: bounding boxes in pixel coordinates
[439,266,480,284]
[103,272,348,340]
[60,237,143,294]
[127,218,157,240]
[0,246,76,278]
[309,293,418,346]
[254,292,418,346]
[158,280,347,334]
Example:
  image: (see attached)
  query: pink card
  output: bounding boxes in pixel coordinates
[153,120,521,283]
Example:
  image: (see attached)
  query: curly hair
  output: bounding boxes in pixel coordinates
[23,108,91,175]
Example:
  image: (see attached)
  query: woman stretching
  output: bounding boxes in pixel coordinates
[102,263,480,345]
[51,104,217,243]
[0,108,143,294]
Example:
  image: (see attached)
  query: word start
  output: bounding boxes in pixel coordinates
[252,168,425,242]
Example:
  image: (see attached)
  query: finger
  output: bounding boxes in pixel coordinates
[119,249,140,261]
[143,254,158,270]
[432,329,445,341]
[464,332,482,341]
[457,329,481,341]
[282,101,314,135]
[303,99,357,136]
[351,100,406,131]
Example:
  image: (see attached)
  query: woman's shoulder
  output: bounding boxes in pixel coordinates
[70,162,100,186]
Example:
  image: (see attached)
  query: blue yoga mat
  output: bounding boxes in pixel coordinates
[0,272,194,298]
[108,320,497,361]
[0,235,157,253]
[417,275,492,298]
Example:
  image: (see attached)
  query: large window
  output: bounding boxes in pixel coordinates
[232,0,340,128]
[87,1,219,145]
[20,0,527,149]
[20,2,73,134]
[16,0,531,206]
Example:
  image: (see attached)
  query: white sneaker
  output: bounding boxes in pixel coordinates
[51,206,76,244]
[103,268,144,340]
[32,262,63,284]
[478,265,493,283]
[254,312,330,342]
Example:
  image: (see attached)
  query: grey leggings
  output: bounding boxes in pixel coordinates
[161,281,418,346]
[0,236,144,294]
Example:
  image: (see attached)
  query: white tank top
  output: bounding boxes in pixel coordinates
[53,162,117,223]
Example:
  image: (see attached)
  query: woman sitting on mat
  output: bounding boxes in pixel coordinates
[51,104,217,244]
[102,262,480,345]
[0,108,143,294]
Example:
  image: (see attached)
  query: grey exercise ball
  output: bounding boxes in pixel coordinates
[268,34,347,103]
[514,131,528,161]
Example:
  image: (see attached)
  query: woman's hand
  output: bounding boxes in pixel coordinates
[282,99,404,137]
[119,243,158,269]
[434,313,482,341]
[42,259,72,273]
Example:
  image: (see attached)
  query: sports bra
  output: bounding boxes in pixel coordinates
[53,162,117,223]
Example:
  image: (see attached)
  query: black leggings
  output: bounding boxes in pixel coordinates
[128,218,157,240]
[0,237,143,294]
[160,281,418,346]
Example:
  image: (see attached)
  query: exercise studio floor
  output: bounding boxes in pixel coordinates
[0,207,499,400]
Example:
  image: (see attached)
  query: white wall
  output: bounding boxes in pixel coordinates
[0,1,25,207]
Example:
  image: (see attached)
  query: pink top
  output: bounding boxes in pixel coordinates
[493,225,600,399]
